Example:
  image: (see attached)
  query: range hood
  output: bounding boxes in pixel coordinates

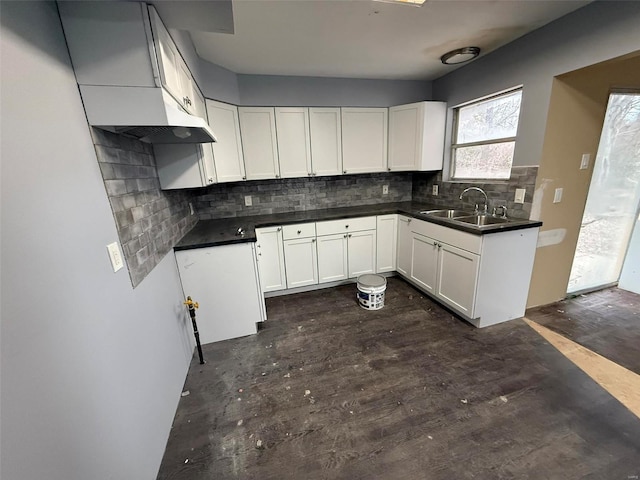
[78,85,217,144]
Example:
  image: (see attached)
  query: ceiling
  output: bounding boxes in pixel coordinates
[168,0,590,81]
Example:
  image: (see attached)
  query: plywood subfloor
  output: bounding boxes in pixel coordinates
[157,278,640,480]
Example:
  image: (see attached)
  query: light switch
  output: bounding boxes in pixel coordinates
[580,154,590,170]
[514,188,526,204]
[244,195,252,206]
[107,242,124,272]
[553,188,563,203]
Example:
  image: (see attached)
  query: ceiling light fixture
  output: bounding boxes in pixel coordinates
[440,47,481,65]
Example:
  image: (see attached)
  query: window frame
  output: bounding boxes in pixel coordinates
[450,86,523,181]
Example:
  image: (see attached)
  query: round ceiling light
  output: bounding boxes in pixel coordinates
[440,47,481,65]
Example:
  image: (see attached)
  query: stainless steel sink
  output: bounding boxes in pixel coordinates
[420,209,473,219]
[453,215,511,226]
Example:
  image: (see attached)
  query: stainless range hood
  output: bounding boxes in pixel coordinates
[79,85,217,144]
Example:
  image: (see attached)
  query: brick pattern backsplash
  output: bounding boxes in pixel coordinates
[91,128,197,287]
[192,173,413,219]
[412,166,539,219]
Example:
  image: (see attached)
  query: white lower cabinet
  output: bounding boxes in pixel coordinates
[174,243,264,344]
[436,242,479,317]
[255,226,287,292]
[283,237,318,288]
[347,230,377,277]
[376,214,397,273]
[316,233,348,283]
[410,232,439,294]
[397,215,412,277]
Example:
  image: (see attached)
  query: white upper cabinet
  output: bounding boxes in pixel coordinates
[341,108,388,174]
[275,108,312,178]
[388,102,446,172]
[206,100,246,182]
[238,107,281,180]
[154,143,216,189]
[309,108,342,176]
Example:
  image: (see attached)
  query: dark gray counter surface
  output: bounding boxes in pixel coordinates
[174,201,542,251]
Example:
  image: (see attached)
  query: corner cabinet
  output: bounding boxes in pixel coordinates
[341,108,388,174]
[255,227,287,292]
[388,102,446,172]
[206,100,246,183]
[376,214,398,273]
[238,107,280,180]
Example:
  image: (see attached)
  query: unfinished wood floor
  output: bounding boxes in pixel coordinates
[157,278,640,480]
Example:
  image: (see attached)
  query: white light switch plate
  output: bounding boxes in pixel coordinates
[580,153,590,170]
[553,188,563,203]
[244,195,252,206]
[514,188,526,204]
[107,242,124,272]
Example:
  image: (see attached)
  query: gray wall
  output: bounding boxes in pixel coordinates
[237,75,432,106]
[193,173,413,219]
[433,1,640,169]
[93,128,197,287]
[0,3,194,479]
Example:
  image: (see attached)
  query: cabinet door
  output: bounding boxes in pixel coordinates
[317,233,348,284]
[388,103,423,171]
[309,108,342,176]
[284,237,318,288]
[276,107,312,178]
[192,84,207,121]
[154,143,207,189]
[341,108,388,174]
[376,214,397,273]
[437,243,479,318]
[206,100,246,183]
[200,144,217,186]
[348,230,377,278]
[177,59,195,113]
[410,232,438,294]
[397,216,413,277]
[238,107,280,180]
[149,7,182,102]
[255,227,287,292]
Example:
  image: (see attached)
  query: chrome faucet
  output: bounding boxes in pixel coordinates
[459,187,488,214]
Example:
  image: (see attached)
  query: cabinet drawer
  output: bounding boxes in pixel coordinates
[316,216,376,236]
[282,223,316,240]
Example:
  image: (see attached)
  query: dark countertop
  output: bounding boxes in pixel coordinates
[174,201,542,251]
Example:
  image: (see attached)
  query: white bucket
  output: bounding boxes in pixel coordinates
[357,274,387,310]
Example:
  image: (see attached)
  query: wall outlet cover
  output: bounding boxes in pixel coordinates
[382,185,389,195]
[244,195,252,206]
[432,184,439,196]
[580,153,590,170]
[107,242,124,272]
[514,188,526,204]
[189,202,195,215]
[553,187,563,203]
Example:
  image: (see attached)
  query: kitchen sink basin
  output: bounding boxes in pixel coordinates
[454,215,510,226]
[420,209,473,219]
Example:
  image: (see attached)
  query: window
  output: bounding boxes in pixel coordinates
[451,88,522,180]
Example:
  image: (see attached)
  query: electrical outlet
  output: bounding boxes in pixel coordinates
[244,195,252,206]
[514,188,526,204]
[432,184,439,196]
[189,202,195,215]
[106,242,124,272]
[382,185,389,195]
[580,153,590,170]
[553,188,563,203]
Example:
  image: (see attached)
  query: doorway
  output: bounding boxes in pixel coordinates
[568,92,640,294]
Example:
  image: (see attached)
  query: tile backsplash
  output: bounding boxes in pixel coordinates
[192,173,413,220]
[412,166,538,219]
[92,128,197,287]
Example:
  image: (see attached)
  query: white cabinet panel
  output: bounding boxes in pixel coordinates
[410,232,439,294]
[276,107,312,178]
[154,143,214,189]
[317,233,348,284]
[348,230,377,278]
[376,214,397,273]
[388,102,445,172]
[206,100,246,183]
[341,108,388,174]
[397,216,412,277]
[255,227,287,292]
[309,108,342,176]
[284,237,319,288]
[437,243,479,317]
[282,222,316,240]
[238,107,280,180]
[316,216,376,236]
[174,244,262,344]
